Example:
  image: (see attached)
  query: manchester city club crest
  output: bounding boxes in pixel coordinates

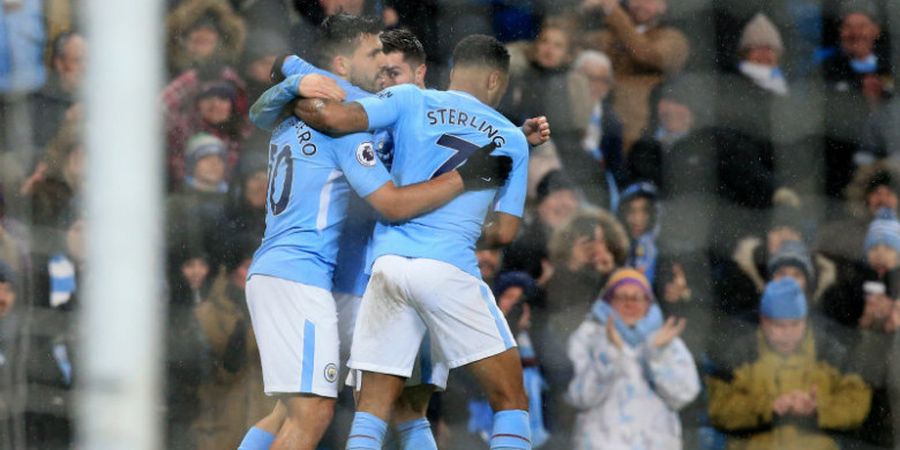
[324,363,338,383]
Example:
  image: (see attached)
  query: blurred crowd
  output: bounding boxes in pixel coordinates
[1,0,900,449]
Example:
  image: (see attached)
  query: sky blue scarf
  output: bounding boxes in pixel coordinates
[591,299,664,348]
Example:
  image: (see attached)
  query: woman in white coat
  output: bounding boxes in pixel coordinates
[567,268,700,449]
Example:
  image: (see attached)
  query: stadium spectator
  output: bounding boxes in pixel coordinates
[165,81,248,188]
[823,208,900,331]
[164,243,214,450]
[503,170,580,281]
[535,209,628,448]
[26,216,83,449]
[0,260,23,449]
[817,160,900,273]
[165,133,229,260]
[846,293,900,450]
[626,74,708,191]
[28,31,84,151]
[708,278,872,450]
[0,0,47,173]
[822,0,893,199]
[575,50,625,197]
[707,13,783,251]
[617,182,661,282]
[28,122,82,231]
[717,195,836,321]
[567,268,700,449]
[210,151,267,269]
[499,18,593,202]
[581,0,690,150]
[165,0,247,77]
[193,236,274,449]
[0,187,30,280]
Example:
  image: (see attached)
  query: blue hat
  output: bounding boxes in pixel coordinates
[864,208,900,255]
[493,271,536,300]
[760,278,807,319]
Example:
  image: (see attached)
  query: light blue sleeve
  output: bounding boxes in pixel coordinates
[249,74,301,130]
[248,56,319,130]
[354,84,420,131]
[494,135,529,218]
[333,134,392,198]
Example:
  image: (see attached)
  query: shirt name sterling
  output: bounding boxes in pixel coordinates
[426,108,507,148]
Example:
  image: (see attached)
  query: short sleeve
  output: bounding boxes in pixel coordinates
[281,55,318,77]
[494,135,529,218]
[333,133,392,198]
[354,84,420,131]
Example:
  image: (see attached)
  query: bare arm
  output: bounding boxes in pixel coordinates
[365,172,464,222]
[481,212,521,248]
[294,98,370,135]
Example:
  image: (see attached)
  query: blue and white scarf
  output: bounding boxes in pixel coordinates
[591,299,663,347]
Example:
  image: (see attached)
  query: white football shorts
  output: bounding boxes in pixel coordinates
[246,275,340,397]
[348,255,516,380]
[337,292,450,390]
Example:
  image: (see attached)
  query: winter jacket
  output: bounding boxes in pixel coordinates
[585,8,689,149]
[708,329,872,450]
[566,307,700,449]
[165,0,246,76]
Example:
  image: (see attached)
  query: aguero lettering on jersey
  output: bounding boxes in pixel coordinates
[426,108,507,148]
[272,118,319,156]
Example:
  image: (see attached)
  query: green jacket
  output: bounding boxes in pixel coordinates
[708,328,872,450]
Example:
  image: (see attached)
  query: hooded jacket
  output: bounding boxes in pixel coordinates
[165,0,247,76]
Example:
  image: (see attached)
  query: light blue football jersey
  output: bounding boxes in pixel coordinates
[246,113,391,291]
[249,56,389,296]
[356,84,529,278]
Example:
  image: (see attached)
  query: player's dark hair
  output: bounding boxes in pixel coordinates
[380,28,426,67]
[452,35,510,72]
[317,14,383,65]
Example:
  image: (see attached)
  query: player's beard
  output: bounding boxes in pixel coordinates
[349,69,380,94]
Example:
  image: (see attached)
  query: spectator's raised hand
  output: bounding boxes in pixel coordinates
[663,263,691,303]
[298,74,346,102]
[860,293,893,329]
[522,116,551,147]
[652,316,686,348]
[884,300,900,333]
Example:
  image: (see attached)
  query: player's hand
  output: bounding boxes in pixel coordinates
[298,74,346,102]
[522,116,551,147]
[456,143,513,190]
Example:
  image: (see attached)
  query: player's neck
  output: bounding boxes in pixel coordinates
[447,81,490,105]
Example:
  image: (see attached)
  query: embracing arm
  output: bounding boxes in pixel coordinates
[294,98,370,135]
[481,212,521,247]
[366,172,464,222]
